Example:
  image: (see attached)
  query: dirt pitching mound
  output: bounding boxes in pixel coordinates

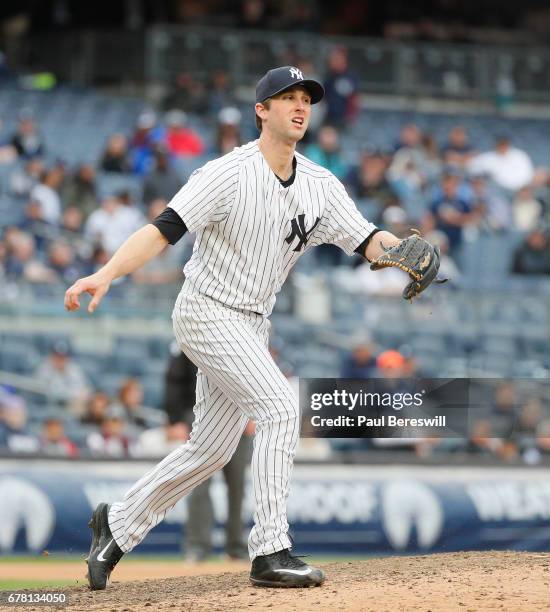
[4,551,549,612]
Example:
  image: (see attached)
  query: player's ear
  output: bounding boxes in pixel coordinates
[255,102,268,122]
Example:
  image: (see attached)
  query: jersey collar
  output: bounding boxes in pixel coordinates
[275,156,297,188]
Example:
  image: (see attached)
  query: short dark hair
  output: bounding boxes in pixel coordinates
[255,98,271,133]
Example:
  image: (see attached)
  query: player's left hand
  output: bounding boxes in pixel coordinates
[370,230,448,300]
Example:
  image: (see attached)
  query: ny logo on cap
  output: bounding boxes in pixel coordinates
[289,67,304,80]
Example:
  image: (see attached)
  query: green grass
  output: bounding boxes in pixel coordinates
[0,578,79,591]
[0,553,370,564]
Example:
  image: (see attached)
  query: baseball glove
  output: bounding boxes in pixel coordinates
[370,230,447,300]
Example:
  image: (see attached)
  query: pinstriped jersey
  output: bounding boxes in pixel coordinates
[168,139,376,315]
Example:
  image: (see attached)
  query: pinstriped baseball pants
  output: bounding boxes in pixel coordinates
[108,290,299,559]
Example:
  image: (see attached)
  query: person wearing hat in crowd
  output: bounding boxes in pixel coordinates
[86,404,133,458]
[143,147,183,205]
[34,340,91,414]
[216,107,243,155]
[10,108,45,159]
[130,111,166,176]
[423,170,483,257]
[0,389,39,454]
[40,415,79,457]
[164,110,204,158]
[100,134,131,173]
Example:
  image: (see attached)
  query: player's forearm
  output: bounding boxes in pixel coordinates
[364,230,400,261]
[97,224,169,282]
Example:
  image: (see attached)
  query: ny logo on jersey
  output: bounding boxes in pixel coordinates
[285,214,320,252]
[289,67,304,80]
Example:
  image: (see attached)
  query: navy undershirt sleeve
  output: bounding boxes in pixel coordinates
[354,228,382,258]
[151,207,188,245]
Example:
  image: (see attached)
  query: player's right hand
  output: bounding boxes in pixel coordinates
[64,274,111,314]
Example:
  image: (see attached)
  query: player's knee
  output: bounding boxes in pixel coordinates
[258,398,299,425]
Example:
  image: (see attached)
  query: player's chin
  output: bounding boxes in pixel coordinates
[289,124,307,141]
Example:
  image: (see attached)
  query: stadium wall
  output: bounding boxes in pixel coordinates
[1,460,550,556]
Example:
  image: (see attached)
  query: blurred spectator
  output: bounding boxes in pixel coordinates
[386,146,426,202]
[61,205,85,236]
[512,187,543,232]
[80,391,111,426]
[100,134,131,173]
[143,147,182,205]
[278,1,320,31]
[515,397,543,439]
[60,163,98,218]
[130,111,166,175]
[185,423,254,562]
[0,239,6,280]
[111,378,164,430]
[354,255,408,296]
[468,135,534,192]
[10,109,45,159]
[490,382,518,439]
[420,134,443,182]
[19,199,57,252]
[86,407,132,457]
[163,342,197,427]
[85,195,145,255]
[341,339,377,378]
[116,188,147,227]
[59,206,92,263]
[527,419,550,463]
[399,344,419,377]
[379,205,409,237]
[393,124,422,153]
[323,46,359,127]
[40,416,79,457]
[470,174,511,232]
[305,125,347,179]
[466,419,508,457]
[376,349,406,377]
[512,228,550,275]
[215,107,242,155]
[163,71,207,115]
[34,341,91,413]
[164,110,204,158]
[423,171,482,255]
[424,230,460,286]
[132,420,190,458]
[390,127,440,191]
[208,70,235,114]
[82,244,110,276]
[30,166,64,224]
[4,229,54,282]
[346,151,395,214]
[9,157,45,198]
[238,0,270,28]
[0,393,39,454]
[442,125,475,168]
[47,240,82,284]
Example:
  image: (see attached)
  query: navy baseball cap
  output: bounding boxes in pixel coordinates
[256,66,324,104]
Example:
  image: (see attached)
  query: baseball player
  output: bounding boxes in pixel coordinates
[65,66,441,590]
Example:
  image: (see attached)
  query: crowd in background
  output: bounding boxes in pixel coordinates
[1,45,550,464]
[1,46,550,293]
[2,351,550,465]
[15,0,550,43]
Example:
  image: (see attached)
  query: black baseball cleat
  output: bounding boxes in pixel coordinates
[86,503,124,590]
[250,549,325,588]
